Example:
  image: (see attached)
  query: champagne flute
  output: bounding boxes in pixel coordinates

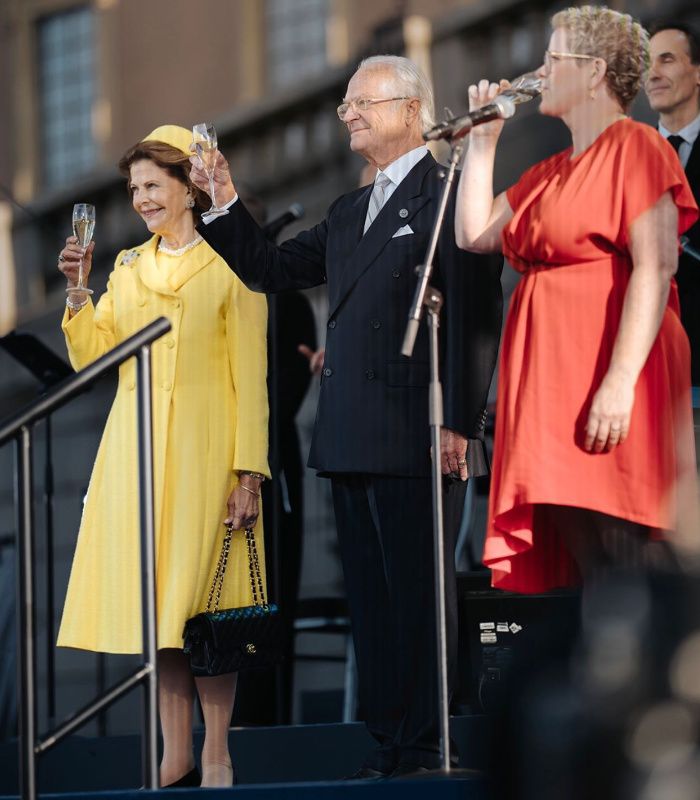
[192,123,227,220]
[498,71,542,104]
[67,203,95,298]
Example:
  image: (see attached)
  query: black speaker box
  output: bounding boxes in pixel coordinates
[457,571,581,713]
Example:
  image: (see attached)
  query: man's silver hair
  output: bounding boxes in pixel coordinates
[358,55,436,130]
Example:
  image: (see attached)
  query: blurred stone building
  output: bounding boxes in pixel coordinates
[0,0,697,736]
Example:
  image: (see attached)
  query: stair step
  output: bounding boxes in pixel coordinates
[0,716,488,794]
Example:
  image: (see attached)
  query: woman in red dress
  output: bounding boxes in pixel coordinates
[455,5,699,592]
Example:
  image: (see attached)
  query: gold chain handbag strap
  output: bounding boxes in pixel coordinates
[206,524,266,613]
[245,527,267,607]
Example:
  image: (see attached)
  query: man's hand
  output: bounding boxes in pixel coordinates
[298,345,325,376]
[441,427,469,481]
[189,149,237,206]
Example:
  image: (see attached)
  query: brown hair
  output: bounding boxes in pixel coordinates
[117,140,209,213]
[551,5,649,111]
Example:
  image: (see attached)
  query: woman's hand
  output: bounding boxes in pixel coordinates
[189,149,237,206]
[584,370,635,453]
[467,79,511,143]
[225,475,263,530]
[58,236,94,289]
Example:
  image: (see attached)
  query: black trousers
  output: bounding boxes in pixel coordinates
[331,474,467,771]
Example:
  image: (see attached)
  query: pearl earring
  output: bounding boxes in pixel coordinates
[186,196,195,209]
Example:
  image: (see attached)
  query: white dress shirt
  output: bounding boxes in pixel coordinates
[659,112,700,168]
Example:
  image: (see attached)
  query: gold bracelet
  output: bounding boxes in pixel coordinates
[239,483,260,497]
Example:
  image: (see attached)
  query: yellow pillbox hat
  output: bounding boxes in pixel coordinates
[141,125,192,156]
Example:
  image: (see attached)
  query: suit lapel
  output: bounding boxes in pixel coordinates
[329,153,435,317]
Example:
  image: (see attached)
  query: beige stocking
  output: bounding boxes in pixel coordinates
[195,671,238,787]
[158,648,196,786]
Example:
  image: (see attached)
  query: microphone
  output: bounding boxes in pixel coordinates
[263,202,305,240]
[423,76,542,143]
[424,95,516,142]
[680,235,700,264]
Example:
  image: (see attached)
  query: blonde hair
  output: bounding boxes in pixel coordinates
[551,5,649,110]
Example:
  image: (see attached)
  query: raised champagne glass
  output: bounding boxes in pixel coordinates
[499,71,542,104]
[192,123,227,220]
[67,203,95,298]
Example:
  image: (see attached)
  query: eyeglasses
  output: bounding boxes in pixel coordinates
[336,96,412,120]
[544,50,597,69]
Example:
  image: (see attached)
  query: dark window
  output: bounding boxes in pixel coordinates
[267,0,329,89]
[37,6,96,188]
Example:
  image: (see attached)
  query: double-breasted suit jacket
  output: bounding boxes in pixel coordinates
[199,152,503,477]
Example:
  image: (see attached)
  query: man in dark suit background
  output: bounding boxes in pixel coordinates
[645,22,700,387]
[191,55,503,778]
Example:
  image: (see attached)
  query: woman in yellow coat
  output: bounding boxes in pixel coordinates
[56,125,269,788]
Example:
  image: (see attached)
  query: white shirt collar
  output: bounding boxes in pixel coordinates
[375,145,429,189]
[659,112,700,148]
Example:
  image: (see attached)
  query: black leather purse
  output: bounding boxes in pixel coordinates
[183,524,284,676]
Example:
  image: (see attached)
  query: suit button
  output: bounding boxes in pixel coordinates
[126,381,135,391]
[392,270,401,279]
[137,298,146,307]
[163,381,172,391]
[323,367,333,377]
[328,319,336,329]
[371,320,381,330]
[365,369,375,380]
[166,338,175,349]
[173,300,181,308]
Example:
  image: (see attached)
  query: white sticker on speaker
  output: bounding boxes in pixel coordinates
[496,623,509,632]
[509,623,523,634]
[480,632,498,643]
[479,622,495,630]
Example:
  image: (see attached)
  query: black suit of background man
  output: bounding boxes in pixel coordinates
[645,21,700,385]
[194,57,503,776]
[677,136,700,385]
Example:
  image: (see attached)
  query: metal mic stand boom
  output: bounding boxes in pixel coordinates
[401,134,466,773]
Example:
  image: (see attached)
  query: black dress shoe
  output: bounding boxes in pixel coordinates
[163,766,201,788]
[341,766,389,780]
[389,763,432,779]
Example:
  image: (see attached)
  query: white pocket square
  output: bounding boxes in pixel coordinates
[392,225,414,238]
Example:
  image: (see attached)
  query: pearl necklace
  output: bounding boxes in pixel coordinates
[157,235,203,257]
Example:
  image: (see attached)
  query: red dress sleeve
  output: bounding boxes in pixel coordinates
[618,123,698,242]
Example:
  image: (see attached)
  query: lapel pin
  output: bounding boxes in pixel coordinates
[399,208,409,219]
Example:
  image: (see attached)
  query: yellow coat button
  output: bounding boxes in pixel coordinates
[166,338,175,349]
[163,382,172,391]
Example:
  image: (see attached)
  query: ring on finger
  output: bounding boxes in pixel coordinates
[457,459,467,466]
[58,254,65,263]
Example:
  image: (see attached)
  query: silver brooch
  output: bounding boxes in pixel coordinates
[399,208,409,219]
[121,249,141,266]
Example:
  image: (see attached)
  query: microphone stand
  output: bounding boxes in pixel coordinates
[401,135,466,774]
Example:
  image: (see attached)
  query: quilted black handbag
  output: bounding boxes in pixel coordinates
[183,524,284,676]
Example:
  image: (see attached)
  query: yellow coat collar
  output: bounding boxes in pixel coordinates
[134,235,218,295]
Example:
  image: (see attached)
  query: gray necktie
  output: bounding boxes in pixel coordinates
[363,173,392,234]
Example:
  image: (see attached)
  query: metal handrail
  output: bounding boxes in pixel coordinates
[2,316,171,799]
[0,317,169,445]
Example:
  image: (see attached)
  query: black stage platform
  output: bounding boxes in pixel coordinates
[0,716,488,798]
